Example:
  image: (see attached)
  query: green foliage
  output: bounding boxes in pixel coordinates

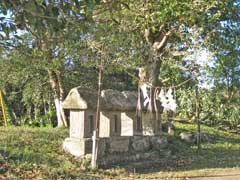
[176,88,196,121]
[18,110,56,128]
[0,0,239,130]
[201,90,240,129]
[176,87,240,130]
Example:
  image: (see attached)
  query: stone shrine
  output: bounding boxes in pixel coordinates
[62,87,166,164]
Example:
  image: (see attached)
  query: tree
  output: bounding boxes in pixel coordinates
[93,1,222,84]
[0,0,95,126]
[206,0,240,101]
[0,0,238,130]
[87,0,232,134]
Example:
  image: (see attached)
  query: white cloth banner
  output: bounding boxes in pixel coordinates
[140,83,150,107]
[140,84,177,111]
[158,88,177,112]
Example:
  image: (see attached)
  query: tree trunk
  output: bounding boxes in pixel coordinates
[146,55,161,87]
[43,96,47,115]
[144,31,168,134]
[57,73,68,126]
[141,27,170,134]
[54,97,64,127]
[146,55,162,135]
[195,81,201,154]
[144,26,169,86]
[48,70,67,127]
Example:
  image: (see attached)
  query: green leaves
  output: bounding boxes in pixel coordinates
[176,87,240,130]
[0,0,239,129]
[51,7,59,17]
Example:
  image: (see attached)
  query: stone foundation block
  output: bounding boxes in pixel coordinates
[150,136,168,150]
[63,138,92,157]
[108,137,130,153]
[131,136,150,152]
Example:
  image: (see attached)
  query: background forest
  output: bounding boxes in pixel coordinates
[0,0,239,131]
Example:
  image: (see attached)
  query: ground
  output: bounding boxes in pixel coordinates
[0,122,239,180]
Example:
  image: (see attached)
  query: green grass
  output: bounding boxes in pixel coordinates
[0,123,239,180]
[174,122,240,169]
[0,127,96,179]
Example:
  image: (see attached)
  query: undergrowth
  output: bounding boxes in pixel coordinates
[0,123,239,180]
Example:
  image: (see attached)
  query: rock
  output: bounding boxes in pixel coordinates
[135,154,140,160]
[98,138,107,157]
[142,151,159,159]
[159,149,172,157]
[179,131,215,144]
[131,136,150,152]
[162,122,176,135]
[108,137,130,153]
[150,136,168,149]
[62,137,92,157]
[179,132,195,143]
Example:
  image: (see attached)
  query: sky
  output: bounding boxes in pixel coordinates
[196,49,215,89]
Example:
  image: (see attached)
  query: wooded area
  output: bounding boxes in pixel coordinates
[0,0,239,131]
[0,1,239,179]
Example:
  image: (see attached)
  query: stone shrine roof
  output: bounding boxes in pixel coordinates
[62,87,140,111]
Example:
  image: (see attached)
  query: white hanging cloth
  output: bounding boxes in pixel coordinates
[158,88,177,112]
[140,83,150,107]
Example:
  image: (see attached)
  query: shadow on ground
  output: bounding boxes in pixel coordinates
[107,127,240,176]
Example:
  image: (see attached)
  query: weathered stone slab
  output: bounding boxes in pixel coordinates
[62,138,91,157]
[150,136,168,150]
[108,137,130,153]
[121,112,135,136]
[159,149,172,157]
[131,136,150,152]
[99,151,160,166]
[98,138,107,157]
[70,111,85,138]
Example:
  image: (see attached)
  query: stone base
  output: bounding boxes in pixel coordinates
[62,137,92,157]
[63,136,169,165]
[109,137,130,153]
[99,151,161,166]
[150,136,168,149]
[131,136,150,152]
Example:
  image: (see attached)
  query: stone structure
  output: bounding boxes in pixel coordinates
[98,136,168,166]
[62,87,163,160]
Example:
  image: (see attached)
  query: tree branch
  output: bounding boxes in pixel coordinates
[152,33,169,51]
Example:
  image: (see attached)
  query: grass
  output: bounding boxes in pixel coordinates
[174,122,240,169]
[0,122,239,180]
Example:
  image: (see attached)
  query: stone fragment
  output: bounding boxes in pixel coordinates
[108,137,130,153]
[150,136,168,149]
[179,132,195,143]
[131,136,150,152]
[62,138,92,157]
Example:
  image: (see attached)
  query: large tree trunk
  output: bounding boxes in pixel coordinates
[145,54,162,135]
[53,96,63,127]
[146,55,161,87]
[144,26,169,86]
[48,70,67,127]
[143,27,170,135]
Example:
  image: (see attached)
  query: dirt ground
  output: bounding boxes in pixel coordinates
[189,168,240,180]
[134,168,240,180]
